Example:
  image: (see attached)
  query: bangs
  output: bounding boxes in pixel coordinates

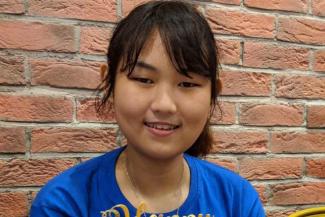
[159,21,212,78]
[118,1,216,78]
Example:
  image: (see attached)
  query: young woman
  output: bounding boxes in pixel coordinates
[31,1,265,217]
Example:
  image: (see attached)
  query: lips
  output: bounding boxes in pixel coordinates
[144,121,180,131]
[144,121,180,137]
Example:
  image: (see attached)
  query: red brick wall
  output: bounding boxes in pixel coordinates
[0,0,324,216]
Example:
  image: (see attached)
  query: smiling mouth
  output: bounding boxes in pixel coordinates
[144,122,180,131]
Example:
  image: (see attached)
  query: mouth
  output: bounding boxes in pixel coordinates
[144,121,180,131]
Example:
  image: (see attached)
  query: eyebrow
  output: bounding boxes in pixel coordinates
[135,61,158,72]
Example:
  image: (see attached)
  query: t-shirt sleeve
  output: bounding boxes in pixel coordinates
[30,205,68,217]
[245,195,265,217]
[30,181,84,217]
[240,180,266,217]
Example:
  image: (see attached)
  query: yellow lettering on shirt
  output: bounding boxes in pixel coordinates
[100,203,214,217]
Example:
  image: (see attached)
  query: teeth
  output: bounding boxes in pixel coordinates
[145,123,178,130]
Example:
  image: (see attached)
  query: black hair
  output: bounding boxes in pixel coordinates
[97,0,221,157]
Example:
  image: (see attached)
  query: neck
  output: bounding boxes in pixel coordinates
[115,145,190,213]
[124,145,185,197]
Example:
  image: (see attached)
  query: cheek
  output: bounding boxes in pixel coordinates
[113,78,147,121]
[114,92,138,120]
[187,104,210,127]
[181,90,211,121]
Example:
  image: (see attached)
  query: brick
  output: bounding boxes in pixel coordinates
[244,0,307,13]
[30,59,103,89]
[240,103,304,126]
[239,157,303,180]
[314,50,325,72]
[206,157,237,172]
[271,131,325,153]
[275,75,325,99]
[121,0,148,16]
[0,192,28,217]
[0,0,25,14]
[306,158,325,178]
[278,18,325,45]
[80,157,94,163]
[253,184,268,204]
[211,131,268,153]
[243,42,309,70]
[307,105,325,128]
[0,55,25,85]
[271,182,325,205]
[313,0,325,17]
[0,20,75,52]
[0,127,25,153]
[31,191,38,200]
[210,101,236,125]
[77,98,115,123]
[31,127,117,153]
[29,0,117,22]
[220,70,271,96]
[216,39,240,65]
[0,158,76,186]
[206,9,275,38]
[0,95,73,122]
[266,209,296,217]
[211,0,240,5]
[80,26,112,55]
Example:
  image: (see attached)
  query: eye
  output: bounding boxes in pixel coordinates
[178,82,200,88]
[131,77,153,84]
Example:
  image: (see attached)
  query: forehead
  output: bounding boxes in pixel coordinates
[138,31,167,60]
[136,31,176,70]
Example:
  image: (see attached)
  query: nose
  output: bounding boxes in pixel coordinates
[150,86,177,115]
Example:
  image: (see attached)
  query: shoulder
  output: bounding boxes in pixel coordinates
[186,154,246,186]
[31,147,123,216]
[186,155,265,217]
[186,155,263,202]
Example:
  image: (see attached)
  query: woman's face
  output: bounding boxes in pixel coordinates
[113,31,211,160]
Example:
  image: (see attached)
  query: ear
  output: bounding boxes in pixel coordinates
[216,78,222,96]
[100,64,108,80]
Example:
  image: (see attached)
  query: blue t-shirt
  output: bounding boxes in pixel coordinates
[31,147,265,217]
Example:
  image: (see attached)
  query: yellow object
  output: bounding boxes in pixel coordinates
[114,204,130,217]
[289,207,325,217]
[100,204,130,217]
[136,202,147,217]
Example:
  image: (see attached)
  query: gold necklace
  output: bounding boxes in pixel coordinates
[124,152,184,217]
